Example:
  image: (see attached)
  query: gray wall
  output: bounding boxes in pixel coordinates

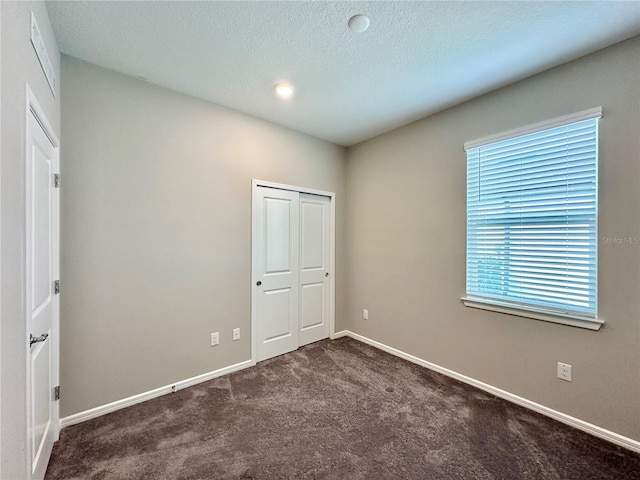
[60,56,346,417]
[0,2,60,478]
[50,26,640,447]
[344,37,640,441]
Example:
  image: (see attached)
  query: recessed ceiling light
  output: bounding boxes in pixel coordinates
[348,14,369,33]
[274,82,294,99]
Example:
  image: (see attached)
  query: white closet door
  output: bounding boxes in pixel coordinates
[298,193,330,346]
[255,187,300,361]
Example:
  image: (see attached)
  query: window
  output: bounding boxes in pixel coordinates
[463,108,602,330]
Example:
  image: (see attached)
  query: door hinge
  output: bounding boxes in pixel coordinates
[54,386,60,401]
[54,280,60,294]
[53,173,60,188]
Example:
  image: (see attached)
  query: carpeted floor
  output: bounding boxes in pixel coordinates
[46,337,640,479]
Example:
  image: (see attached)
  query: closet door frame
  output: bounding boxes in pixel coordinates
[251,179,336,364]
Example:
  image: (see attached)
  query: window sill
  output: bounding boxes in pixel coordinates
[461,297,603,331]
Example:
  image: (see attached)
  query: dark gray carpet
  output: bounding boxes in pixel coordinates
[46,338,640,479]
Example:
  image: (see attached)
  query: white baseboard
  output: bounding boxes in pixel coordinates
[60,359,255,429]
[334,329,640,454]
[61,331,640,454]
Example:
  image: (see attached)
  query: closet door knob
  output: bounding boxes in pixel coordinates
[256,281,262,286]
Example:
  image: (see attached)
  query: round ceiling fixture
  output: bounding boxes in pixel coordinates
[348,14,370,33]
[274,82,294,99]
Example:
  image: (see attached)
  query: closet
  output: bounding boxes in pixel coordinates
[252,183,333,362]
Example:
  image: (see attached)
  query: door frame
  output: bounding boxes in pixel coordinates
[251,179,336,364]
[25,84,60,479]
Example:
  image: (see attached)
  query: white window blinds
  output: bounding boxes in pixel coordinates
[465,109,600,323]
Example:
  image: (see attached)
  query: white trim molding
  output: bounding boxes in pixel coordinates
[60,359,254,429]
[462,297,603,331]
[464,106,602,150]
[333,330,640,454]
[62,330,640,454]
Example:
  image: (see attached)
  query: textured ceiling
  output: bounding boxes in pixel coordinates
[47,1,640,146]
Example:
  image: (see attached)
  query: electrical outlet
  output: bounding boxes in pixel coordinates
[232,328,240,341]
[210,332,219,346]
[363,309,369,320]
[557,362,572,382]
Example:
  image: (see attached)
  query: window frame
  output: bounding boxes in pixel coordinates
[462,107,603,331]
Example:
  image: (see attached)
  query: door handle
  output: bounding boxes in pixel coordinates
[325,272,329,277]
[30,333,49,347]
[256,281,262,286]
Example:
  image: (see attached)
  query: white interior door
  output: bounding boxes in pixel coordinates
[255,187,300,362]
[26,100,59,480]
[299,194,330,346]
